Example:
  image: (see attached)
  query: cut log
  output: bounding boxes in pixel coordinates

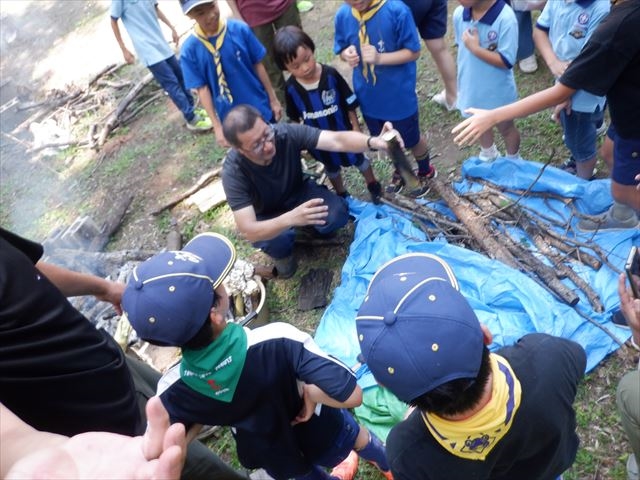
[97,72,154,146]
[430,178,520,269]
[89,194,134,251]
[151,167,222,215]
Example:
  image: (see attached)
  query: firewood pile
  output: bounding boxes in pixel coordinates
[381,168,623,344]
[4,62,161,155]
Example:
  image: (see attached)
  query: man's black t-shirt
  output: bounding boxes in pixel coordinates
[386,334,586,480]
[222,123,321,216]
[560,0,640,139]
[0,228,142,436]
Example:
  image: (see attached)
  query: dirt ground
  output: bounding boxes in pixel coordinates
[1,1,636,479]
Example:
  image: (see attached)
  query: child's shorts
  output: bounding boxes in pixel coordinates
[560,108,604,162]
[609,124,640,186]
[401,0,448,40]
[322,152,369,178]
[364,111,422,150]
[298,406,360,468]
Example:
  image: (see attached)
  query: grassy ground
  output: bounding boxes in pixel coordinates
[1,1,636,479]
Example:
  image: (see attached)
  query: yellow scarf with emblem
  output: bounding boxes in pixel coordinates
[421,353,522,461]
[194,21,233,104]
[351,0,386,84]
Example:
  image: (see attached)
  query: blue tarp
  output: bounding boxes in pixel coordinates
[315,158,638,392]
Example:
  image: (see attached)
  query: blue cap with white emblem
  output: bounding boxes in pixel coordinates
[355,253,483,403]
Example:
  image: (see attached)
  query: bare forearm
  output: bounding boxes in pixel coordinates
[35,262,111,297]
[236,212,292,243]
[304,384,363,409]
[487,83,575,124]
[317,130,386,153]
[1,404,66,479]
[155,6,173,30]
[110,18,127,51]
[254,62,278,103]
[471,47,509,69]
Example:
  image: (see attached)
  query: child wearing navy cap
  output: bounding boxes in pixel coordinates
[123,232,393,480]
[356,253,586,479]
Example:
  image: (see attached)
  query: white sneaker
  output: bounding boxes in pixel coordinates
[596,120,608,137]
[478,145,500,162]
[431,90,456,111]
[519,54,538,73]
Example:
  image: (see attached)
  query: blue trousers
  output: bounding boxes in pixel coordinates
[148,55,195,122]
[253,180,349,259]
[515,10,534,61]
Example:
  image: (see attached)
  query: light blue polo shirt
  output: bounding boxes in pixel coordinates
[536,0,610,113]
[334,1,421,121]
[453,0,518,116]
[110,0,173,67]
[180,20,271,122]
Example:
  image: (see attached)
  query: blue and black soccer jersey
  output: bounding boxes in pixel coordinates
[285,65,365,173]
[158,322,358,479]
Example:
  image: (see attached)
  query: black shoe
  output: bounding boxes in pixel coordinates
[385,173,404,194]
[612,310,629,329]
[274,255,297,279]
[560,158,577,175]
[367,181,382,204]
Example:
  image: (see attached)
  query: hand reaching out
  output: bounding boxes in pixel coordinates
[4,397,187,480]
[288,198,329,227]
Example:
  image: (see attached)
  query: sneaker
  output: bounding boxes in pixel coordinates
[330,451,359,480]
[274,255,297,279]
[478,145,500,162]
[186,111,212,132]
[577,208,640,231]
[628,453,639,480]
[596,120,608,137]
[560,158,577,175]
[407,166,437,198]
[385,172,405,194]
[431,90,456,111]
[367,181,382,204]
[612,310,630,329]
[519,54,538,73]
[296,0,314,12]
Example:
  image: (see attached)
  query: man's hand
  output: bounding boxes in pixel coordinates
[451,109,493,147]
[378,121,405,149]
[341,45,360,68]
[5,397,186,480]
[361,44,379,65]
[289,198,329,227]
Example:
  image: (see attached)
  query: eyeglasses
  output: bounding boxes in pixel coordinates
[248,125,275,155]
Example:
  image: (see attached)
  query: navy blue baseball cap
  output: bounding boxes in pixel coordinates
[355,253,483,403]
[122,232,236,347]
[179,0,214,14]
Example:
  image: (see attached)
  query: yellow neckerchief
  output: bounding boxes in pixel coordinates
[350,0,386,84]
[194,21,233,104]
[421,353,522,461]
